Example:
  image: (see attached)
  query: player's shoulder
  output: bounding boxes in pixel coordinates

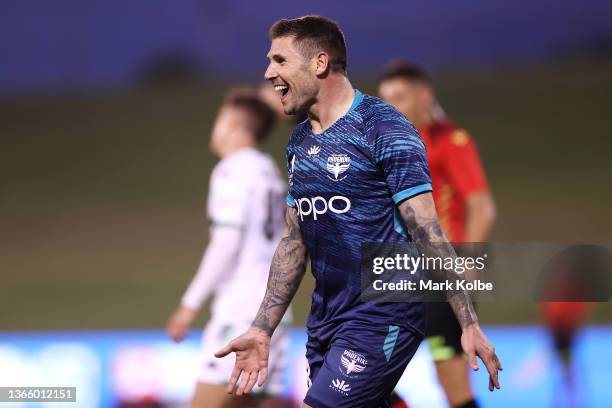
[215,148,275,180]
[447,128,474,147]
[354,93,420,144]
[240,148,281,176]
[287,117,310,148]
[432,119,475,148]
[355,94,408,127]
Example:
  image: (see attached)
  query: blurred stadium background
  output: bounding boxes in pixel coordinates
[1,1,611,407]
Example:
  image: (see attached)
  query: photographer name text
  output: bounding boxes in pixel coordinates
[372,279,493,292]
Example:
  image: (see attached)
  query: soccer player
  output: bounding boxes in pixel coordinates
[379,63,497,408]
[215,16,502,408]
[166,89,290,408]
[537,245,608,408]
[542,301,591,408]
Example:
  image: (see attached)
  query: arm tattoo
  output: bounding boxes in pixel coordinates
[252,207,307,335]
[398,194,478,328]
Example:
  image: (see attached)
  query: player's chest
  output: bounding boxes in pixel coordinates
[288,136,379,195]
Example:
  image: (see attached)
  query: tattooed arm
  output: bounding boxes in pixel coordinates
[215,206,307,395]
[398,192,478,328]
[252,206,308,335]
[398,192,502,391]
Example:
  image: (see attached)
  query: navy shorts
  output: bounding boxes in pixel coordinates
[304,321,423,408]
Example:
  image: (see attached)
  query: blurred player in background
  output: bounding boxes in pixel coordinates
[537,244,611,408]
[541,301,592,408]
[379,63,497,408]
[166,89,291,408]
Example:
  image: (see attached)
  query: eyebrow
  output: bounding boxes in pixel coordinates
[267,52,286,61]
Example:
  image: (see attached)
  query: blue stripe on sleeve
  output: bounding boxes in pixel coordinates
[287,193,296,207]
[392,183,432,204]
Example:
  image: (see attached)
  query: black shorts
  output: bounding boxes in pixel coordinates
[551,328,576,362]
[425,302,463,361]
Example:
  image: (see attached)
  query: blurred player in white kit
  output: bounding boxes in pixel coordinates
[166,89,292,408]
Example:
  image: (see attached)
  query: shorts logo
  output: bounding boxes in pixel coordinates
[340,349,367,377]
[327,154,350,181]
[330,378,351,395]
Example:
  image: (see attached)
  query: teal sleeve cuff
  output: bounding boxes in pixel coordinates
[287,193,296,207]
[392,183,432,204]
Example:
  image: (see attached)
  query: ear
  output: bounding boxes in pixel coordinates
[313,51,330,76]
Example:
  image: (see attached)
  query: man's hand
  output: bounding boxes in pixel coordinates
[398,194,502,391]
[461,323,503,391]
[215,327,271,395]
[166,305,197,342]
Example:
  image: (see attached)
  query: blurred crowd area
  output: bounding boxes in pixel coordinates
[1,1,611,330]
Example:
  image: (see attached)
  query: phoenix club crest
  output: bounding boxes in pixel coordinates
[340,350,367,376]
[326,154,351,181]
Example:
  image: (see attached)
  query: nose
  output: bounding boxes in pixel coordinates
[264,63,277,81]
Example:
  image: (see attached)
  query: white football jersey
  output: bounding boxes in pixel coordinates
[207,147,289,324]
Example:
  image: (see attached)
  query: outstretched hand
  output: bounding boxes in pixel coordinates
[215,327,271,395]
[461,323,503,391]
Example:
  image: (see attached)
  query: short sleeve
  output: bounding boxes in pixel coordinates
[440,130,488,197]
[373,117,432,204]
[207,168,249,227]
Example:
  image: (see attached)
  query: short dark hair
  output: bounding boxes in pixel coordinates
[223,89,277,143]
[379,61,431,85]
[269,15,347,74]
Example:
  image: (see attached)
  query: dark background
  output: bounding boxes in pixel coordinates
[1,1,611,329]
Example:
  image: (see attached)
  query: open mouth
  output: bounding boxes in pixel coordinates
[274,84,289,98]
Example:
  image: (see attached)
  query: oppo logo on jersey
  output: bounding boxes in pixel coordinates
[296,195,351,221]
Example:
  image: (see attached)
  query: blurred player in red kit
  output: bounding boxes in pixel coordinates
[379,63,497,408]
[537,243,612,408]
[541,301,592,408]
[542,301,592,386]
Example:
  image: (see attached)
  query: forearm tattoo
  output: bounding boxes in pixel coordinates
[252,207,307,335]
[398,196,478,328]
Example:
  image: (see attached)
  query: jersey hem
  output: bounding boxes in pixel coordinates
[306,318,425,340]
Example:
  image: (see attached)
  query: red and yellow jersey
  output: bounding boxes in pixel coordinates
[419,119,489,242]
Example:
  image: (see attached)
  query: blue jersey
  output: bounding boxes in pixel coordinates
[286,90,432,339]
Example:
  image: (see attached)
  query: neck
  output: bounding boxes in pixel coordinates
[308,75,354,134]
[218,138,256,159]
[414,112,434,130]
